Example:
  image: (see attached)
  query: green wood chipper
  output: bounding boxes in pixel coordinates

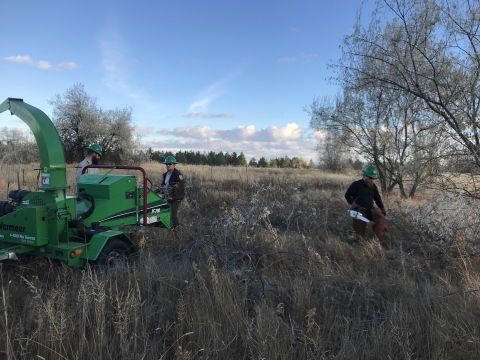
[0,98,171,267]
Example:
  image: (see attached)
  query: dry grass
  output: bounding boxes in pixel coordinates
[0,163,480,359]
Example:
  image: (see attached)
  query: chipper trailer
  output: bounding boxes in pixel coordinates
[0,98,172,267]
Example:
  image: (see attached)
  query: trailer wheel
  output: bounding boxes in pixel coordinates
[94,239,130,267]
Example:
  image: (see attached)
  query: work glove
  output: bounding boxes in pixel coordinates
[349,202,360,212]
[381,207,386,216]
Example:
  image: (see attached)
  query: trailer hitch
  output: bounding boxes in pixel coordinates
[0,252,18,261]
[0,245,34,262]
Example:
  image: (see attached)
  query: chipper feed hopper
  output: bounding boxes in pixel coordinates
[0,98,171,267]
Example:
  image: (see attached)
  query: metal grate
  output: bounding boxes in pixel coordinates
[30,196,46,206]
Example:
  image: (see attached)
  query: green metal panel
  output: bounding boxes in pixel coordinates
[0,206,49,247]
[26,242,88,268]
[77,174,171,229]
[15,191,68,246]
[0,245,35,255]
[78,174,137,199]
[155,211,172,228]
[0,98,67,190]
[0,98,70,251]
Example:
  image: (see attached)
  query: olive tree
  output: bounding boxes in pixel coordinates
[49,83,135,164]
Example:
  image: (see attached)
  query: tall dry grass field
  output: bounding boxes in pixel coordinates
[1,162,480,359]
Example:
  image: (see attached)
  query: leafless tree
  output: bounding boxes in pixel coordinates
[0,127,38,164]
[49,83,135,164]
[316,126,350,171]
[310,0,480,196]
[338,0,480,167]
[309,85,447,197]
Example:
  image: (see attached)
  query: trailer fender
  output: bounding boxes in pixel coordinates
[82,231,138,261]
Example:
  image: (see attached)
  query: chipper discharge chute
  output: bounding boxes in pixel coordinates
[0,98,172,267]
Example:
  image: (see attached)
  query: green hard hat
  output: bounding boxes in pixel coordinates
[164,155,177,164]
[87,143,102,156]
[362,166,378,179]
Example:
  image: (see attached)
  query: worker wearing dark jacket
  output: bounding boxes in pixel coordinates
[161,156,185,229]
[345,166,388,241]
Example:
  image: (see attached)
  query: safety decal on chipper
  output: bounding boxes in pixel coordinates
[96,203,170,223]
[42,173,50,185]
[147,216,158,224]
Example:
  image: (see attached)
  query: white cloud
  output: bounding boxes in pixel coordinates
[188,70,239,113]
[144,123,317,160]
[188,79,227,113]
[4,55,78,71]
[166,126,217,139]
[99,21,147,99]
[5,55,32,64]
[216,125,258,141]
[37,61,52,70]
[251,123,302,142]
[279,57,297,63]
[58,62,78,70]
[278,53,318,64]
[133,125,155,136]
[183,112,233,119]
[158,124,303,143]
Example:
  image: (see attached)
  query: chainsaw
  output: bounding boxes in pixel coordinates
[347,208,372,223]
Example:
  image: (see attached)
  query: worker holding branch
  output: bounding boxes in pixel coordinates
[345,166,388,242]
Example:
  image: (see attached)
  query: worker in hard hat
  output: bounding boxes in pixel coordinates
[344,165,388,241]
[76,143,102,182]
[160,155,185,229]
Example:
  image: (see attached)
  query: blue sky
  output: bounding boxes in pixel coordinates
[0,0,373,162]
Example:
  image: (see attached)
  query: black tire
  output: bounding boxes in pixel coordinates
[94,239,131,267]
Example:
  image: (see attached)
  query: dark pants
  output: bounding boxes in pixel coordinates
[169,200,181,228]
[353,208,388,240]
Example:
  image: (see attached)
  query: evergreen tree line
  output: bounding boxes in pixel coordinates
[147,148,315,168]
